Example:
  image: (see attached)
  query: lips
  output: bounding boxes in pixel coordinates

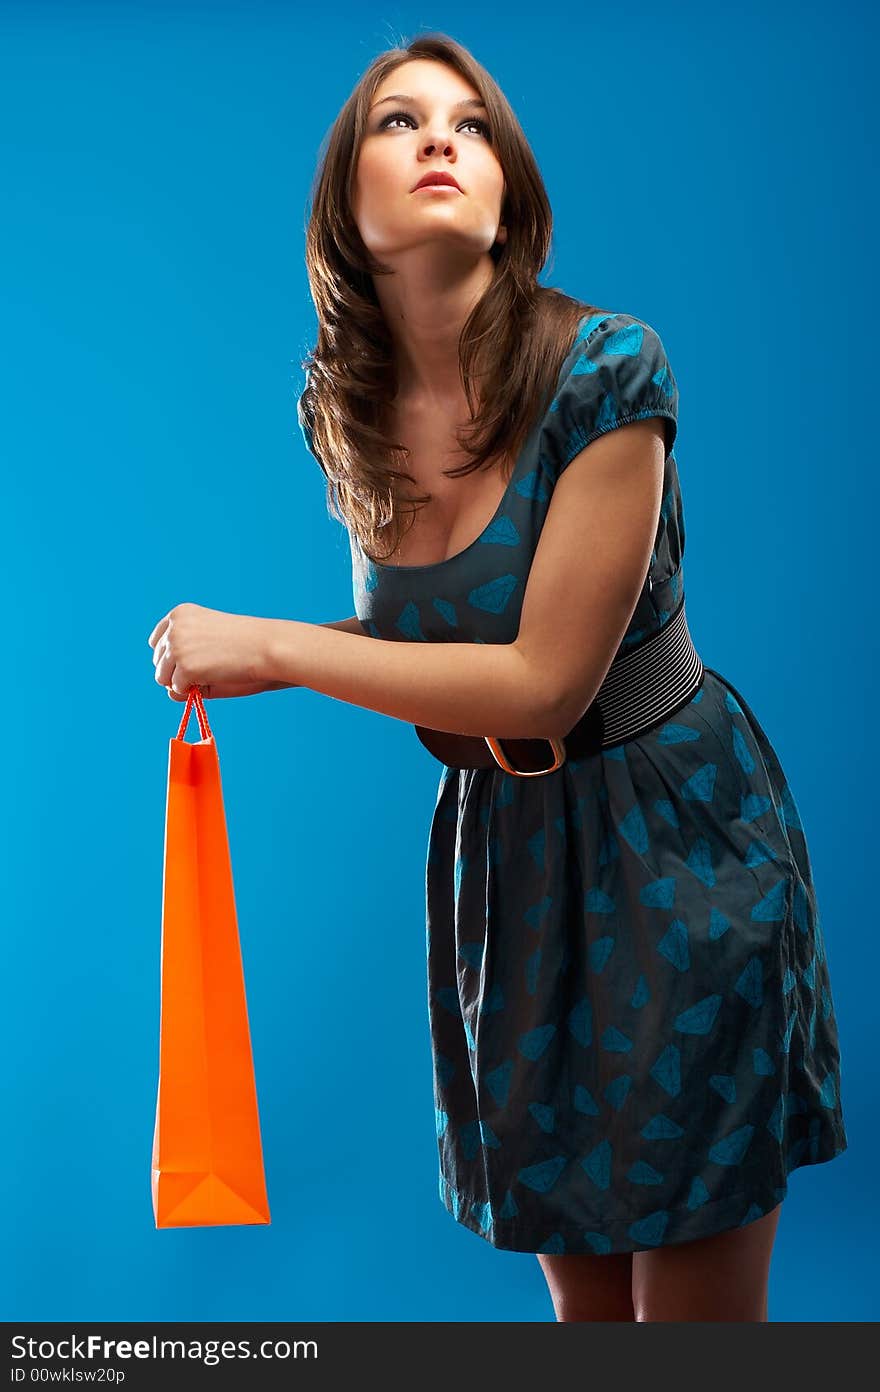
[412,172,462,192]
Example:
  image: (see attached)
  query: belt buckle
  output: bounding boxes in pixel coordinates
[483,736,567,777]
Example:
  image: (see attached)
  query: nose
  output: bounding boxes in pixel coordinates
[422,134,454,157]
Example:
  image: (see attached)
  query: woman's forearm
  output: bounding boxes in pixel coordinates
[259,618,557,739]
[265,616,367,689]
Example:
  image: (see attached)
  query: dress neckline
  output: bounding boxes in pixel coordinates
[356,312,602,576]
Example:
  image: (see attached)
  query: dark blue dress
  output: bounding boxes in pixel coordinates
[299,309,848,1255]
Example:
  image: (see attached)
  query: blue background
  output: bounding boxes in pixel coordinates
[2,0,875,1322]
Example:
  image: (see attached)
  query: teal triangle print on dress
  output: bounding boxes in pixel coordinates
[687,1176,711,1209]
[780,784,804,831]
[499,1189,518,1218]
[605,1074,632,1110]
[589,936,615,972]
[529,1102,556,1133]
[657,722,701,744]
[601,1025,633,1053]
[585,887,617,914]
[642,1113,684,1139]
[580,1139,612,1190]
[480,981,505,1015]
[744,839,777,867]
[485,1060,513,1106]
[708,907,731,939]
[432,597,458,627]
[435,1107,448,1137]
[435,986,461,1015]
[518,1023,556,1060]
[573,1083,600,1114]
[524,895,553,932]
[819,1072,838,1108]
[657,920,690,971]
[514,469,548,501]
[681,763,717,802]
[458,941,484,969]
[674,993,722,1034]
[654,798,680,827]
[734,955,764,1007]
[518,1155,567,1193]
[566,997,593,1047]
[481,515,520,547]
[628,1160,664,1185]
[460,1119,501,1161]
[792,880,810,933]
[583,1231,613,1254]
[472,1200,493,1233]
[732,725,756,774]
[631,973,650,1008]
[570,353,600,376]
[467,574,518,614]
[538,1232,566,1254]
[395,600,425,641]
[766,1094,785,1141]
[709,1074,736,1102]
[753,1047,775,1076]
[640,876,676,909]
[594,393,619,434]
[650,1044,681,1096]
[628,1210,670,1247]
[605,321,643,357]
[652,362,675,397]
[740,1203,765,1227]
[741,792,772,822]
[618,803,649,854]
[708,1123,754,1165]
[751,879,788,922]
[527,827,545,869]
[454,853,467,898]
[685,836,715,887]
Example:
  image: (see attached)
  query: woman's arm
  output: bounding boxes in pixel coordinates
[266,615,367,689]
[257,619,556,739]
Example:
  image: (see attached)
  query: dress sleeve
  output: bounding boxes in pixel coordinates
[545,312,679,477]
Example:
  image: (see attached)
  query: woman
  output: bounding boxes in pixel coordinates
[148,33,848,1321]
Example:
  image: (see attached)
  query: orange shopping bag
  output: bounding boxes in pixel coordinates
[151,685,271,1228]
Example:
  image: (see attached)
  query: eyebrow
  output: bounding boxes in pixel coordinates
[370,94,487,113]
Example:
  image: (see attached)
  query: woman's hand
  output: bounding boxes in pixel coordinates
[148,602,277,701]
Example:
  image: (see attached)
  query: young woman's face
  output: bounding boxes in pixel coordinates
[353,59,506,262]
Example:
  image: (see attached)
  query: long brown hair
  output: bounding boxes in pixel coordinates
[298,31,608,563]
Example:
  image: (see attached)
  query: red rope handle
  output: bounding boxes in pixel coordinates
[175,686,213,742]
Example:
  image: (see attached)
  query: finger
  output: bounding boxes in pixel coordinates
[154,650,173,687]
[148,613,172,649]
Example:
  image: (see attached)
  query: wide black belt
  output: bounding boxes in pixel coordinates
[415,596,704,776]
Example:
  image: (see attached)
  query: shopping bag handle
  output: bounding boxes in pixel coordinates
[175,686,213,743]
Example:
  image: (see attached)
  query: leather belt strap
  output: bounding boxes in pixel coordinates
[414,596,704,775]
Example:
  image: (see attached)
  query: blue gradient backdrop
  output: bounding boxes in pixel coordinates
[2,0,875,1322]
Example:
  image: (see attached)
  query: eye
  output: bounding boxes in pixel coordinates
[377,109,491,139]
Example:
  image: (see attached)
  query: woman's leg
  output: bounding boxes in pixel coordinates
[536,1251,635,1321]
[631,1203,782,1322]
